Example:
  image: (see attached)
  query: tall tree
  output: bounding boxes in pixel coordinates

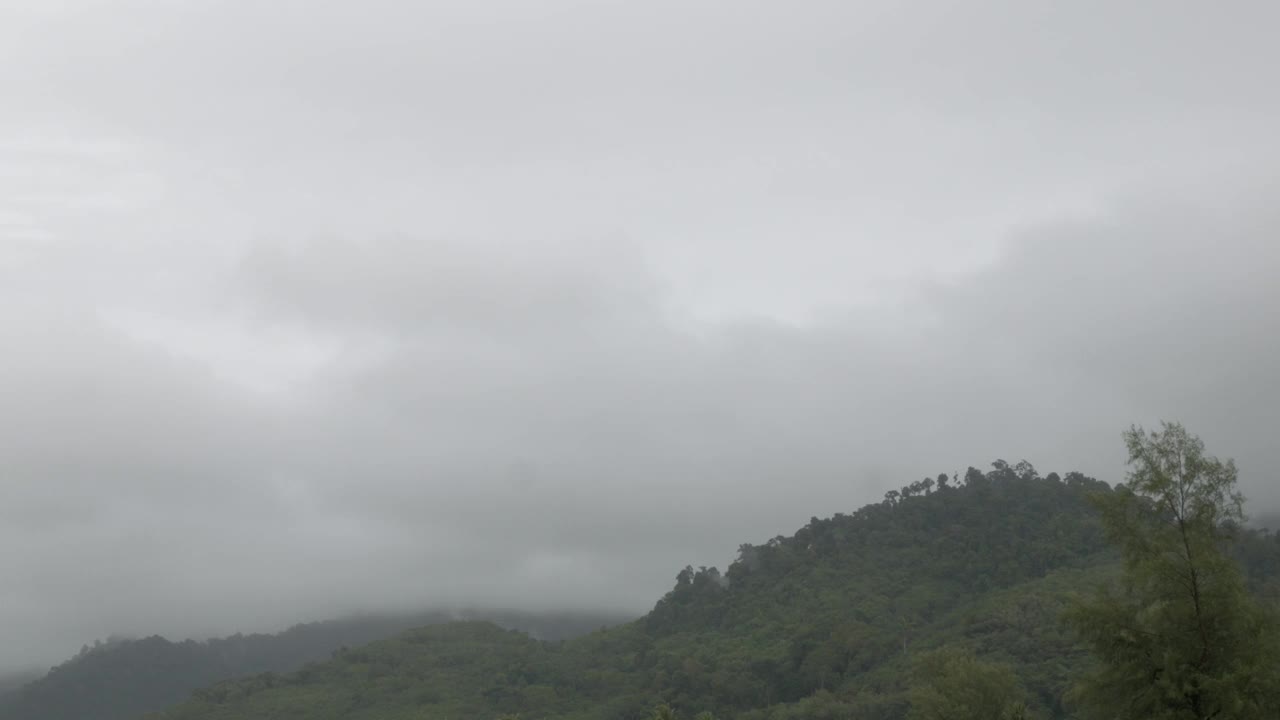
[1065,422,1280,719]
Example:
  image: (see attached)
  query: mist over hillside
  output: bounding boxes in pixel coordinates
[3,0,1280,670]
[0,608,629,720]
[142,460,1280,719]
[0,674,40,699]
[3,0,1279,718]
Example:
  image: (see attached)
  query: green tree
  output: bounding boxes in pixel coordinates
[907,646,1031,720]
[650,703,678,720]
[1065,422,1280,719]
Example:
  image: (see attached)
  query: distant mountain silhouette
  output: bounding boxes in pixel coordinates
[0,608,628,720]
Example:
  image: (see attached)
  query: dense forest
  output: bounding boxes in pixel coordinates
[0,609,627,720]
[142,425,1280,719]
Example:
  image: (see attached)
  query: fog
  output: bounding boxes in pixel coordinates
[1,0,1278,672]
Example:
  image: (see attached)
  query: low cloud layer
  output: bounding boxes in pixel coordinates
[2,0,1279,672]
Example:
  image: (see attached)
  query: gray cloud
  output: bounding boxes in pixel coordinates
[1,0,1278,673]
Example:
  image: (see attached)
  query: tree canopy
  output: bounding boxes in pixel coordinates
[13,423,1272,720]
[1065,422,1280,719]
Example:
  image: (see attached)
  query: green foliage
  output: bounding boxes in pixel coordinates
[45,438,1277,720]
[651,703,679,720]
[144,463,1147,720]
[906,646,1031,720]
[1064,423,1280,719]
[0,610,625,720]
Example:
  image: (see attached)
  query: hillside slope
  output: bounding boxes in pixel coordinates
[0,609,626,720]
[154,462,1280,719]
[0,673,40,701]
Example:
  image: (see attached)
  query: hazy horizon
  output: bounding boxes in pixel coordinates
[2,0,1278,673]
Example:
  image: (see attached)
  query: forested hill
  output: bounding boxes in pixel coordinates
[0,674,39,700]
[148,460,1280,720]
[0,609,627,720]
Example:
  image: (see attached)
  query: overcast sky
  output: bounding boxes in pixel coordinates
[1,0,1278,672]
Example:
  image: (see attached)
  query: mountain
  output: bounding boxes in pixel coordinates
[0,609,628,720]
[0,672,40,700]
[145,462,1280,720]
